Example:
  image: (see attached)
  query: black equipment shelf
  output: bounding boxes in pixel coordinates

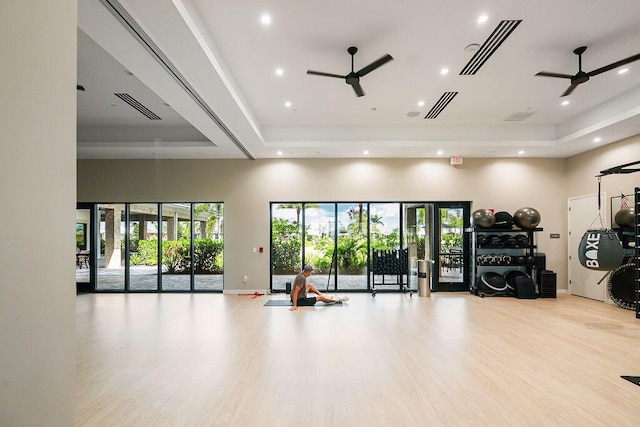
[635,187,639,319]
[467,227,543,298]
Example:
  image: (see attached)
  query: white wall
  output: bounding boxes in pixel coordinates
[0,1,77,425]
[77,157,568,290]
[566,135,640,206]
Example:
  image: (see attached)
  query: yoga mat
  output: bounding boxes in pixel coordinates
[264,300,342,307]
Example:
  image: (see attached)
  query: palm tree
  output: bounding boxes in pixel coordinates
[277,203,320,224]
[194,203,223,240]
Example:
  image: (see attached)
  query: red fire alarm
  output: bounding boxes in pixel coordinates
[259,247,264,253]
[450,156,463,166]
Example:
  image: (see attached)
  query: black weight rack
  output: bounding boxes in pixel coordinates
[371,248,410,295]
[635,187,639,319]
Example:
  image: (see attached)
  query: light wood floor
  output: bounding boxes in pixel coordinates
[76,292,640,426]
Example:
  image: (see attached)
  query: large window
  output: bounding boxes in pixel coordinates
[96,204,126,291]
[129,203,159,291]
[194,203,224,291]
[78,202,223,292]
[162,203,192,291]
[270,201,470,293]
[337,203,368,290]
[271,203,303,292]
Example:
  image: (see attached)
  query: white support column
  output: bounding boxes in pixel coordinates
[105,207,122,268]
[0,1,77,425]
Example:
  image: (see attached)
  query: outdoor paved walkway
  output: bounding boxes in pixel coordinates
[77,266,463,292]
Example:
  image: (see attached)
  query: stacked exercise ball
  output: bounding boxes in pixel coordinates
[614,207,635,228]
[513,207,541,229]
[472,207,541,229]
[471,209,496,228]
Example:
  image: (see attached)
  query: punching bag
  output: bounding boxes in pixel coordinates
[578,229,624,271]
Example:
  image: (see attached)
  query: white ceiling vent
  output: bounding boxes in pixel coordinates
[504,112,535,122]
[460,20,522,75]
[114,93,161,120]
[424,92,458,119]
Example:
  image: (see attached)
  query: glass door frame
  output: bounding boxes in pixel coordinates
[432,201,471,292]
[78,202,223,293]
[76,202,97,292]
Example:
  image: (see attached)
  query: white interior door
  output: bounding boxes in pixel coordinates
[568,194,608,301]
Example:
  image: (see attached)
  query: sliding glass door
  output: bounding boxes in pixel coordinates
[80,201,223,293]
[194,203,224,291]
[271,203,303,292]
[129,203,159,291]
[270,201,470,293]
[336,203,368,291]
[96,203,126,291]
[433,202,470,292]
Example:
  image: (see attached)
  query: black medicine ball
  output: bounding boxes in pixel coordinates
[492,211,514,229]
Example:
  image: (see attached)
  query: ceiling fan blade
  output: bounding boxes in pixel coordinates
[561,83,579,97]
[306,70,345,79]
[351,80,365,97]
[535,71,574,79]
[587,52,640,77]
[356,54,393,77]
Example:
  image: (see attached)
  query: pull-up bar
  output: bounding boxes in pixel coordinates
[599,160,640,176]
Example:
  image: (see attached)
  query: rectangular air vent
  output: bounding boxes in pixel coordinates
[460,20,522,75]
[114,93,161,120]
[504,111,535,122]
[424,92,458,119]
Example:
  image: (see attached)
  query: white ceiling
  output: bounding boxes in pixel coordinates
[77,0,640,160]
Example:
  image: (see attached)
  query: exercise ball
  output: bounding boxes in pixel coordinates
[472,209,495,228]
[513,207,541,229]
[578,229,624,271]
[614,208,635,228]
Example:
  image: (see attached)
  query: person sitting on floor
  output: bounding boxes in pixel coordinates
[289,264,349,311]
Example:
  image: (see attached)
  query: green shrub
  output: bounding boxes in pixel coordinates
[137,239,159,266]
[162,239,190,273]
[100,235,224,273]
[129,253,143,265]
[193,239,223,273]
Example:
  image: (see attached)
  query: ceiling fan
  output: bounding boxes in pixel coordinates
[306,46,393,97]
[536,46,640,97]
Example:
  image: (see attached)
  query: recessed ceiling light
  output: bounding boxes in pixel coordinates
[593,137,602,143]
[440,68,449,75]
[477,14,489,24]
[260,13,271,26]
[561,100,570,106]
[363,150,369,155]
[284,101,292,108]
[275,67,284,76]
[418,100,425,107]
[277,151,283,156]
[618,68,629,74]
[437,150,444,156]
[518,150,525,155]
